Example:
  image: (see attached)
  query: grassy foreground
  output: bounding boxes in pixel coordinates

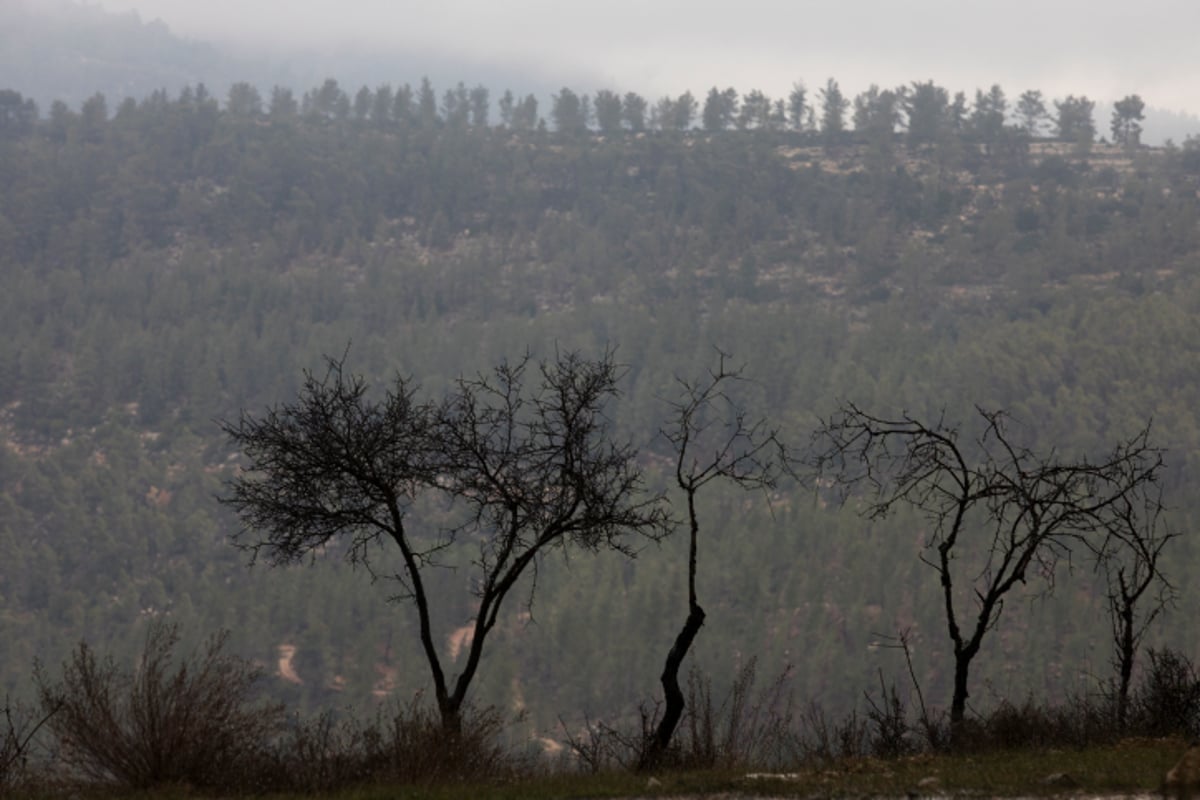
[351,739,1180,799]
[30,737,1171,799]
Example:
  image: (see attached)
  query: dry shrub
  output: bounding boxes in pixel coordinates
[560,706,657,773]
[563,659,805,773]
[942,690,1123,752]
[796,702,870,763]
[1,697,57,791]
[35,622,283,790]
[975,698,1076,750]
[1133,649,1200,738]
[36,620,522,794]
[363,699,518,784]
[263,699,522,792]
[864,672,914,758]
[264,710,374,792]
[1,702,31,790]
[677,658,803,769]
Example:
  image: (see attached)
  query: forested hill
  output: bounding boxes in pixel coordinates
[3,82,1200,738]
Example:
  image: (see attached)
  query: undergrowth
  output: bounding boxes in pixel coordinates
[6,626,1199,795]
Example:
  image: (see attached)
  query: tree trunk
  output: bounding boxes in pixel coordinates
[950,652,971,734]
[438,697,462,737]
[639,603,705,770]
[1116,602,1135,731]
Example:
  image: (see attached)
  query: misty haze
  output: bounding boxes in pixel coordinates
[2,0,1200,796]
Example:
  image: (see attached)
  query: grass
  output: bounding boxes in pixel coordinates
[15,736,1175,799]
[370,737,1181,798]
[729,737,1183,797]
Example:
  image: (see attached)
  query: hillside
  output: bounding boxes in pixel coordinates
[3,83,1200,746]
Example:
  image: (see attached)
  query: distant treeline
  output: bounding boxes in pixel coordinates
[0,76,1163,150]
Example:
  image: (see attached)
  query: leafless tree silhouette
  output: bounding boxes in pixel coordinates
[812,404,1163,737]
[222,350,668,733]
[641,351,794,769]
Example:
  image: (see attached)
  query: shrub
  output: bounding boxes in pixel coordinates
[263,699,522,792]
[1,697,57,790]
[864,673,914,758]
[363,698,517,783]
[262,710,374,792]
[562,660,804,772]
[1132,648,1200,737]
[980,698,1066,750]
[35,622,283,790]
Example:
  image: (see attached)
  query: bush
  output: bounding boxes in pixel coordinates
[1132,648,1200,737]
[1,697,56,791]
[864,673,914,758]
[362,699,517,783]
[976,698,1081,750]
[265,710,373,792]
[35,622,283,790]
[262,699,522,792]
[562,660,805,772]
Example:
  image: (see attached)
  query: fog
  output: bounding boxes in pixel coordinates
[20,0,1200,115]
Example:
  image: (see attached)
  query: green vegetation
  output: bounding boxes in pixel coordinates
[2,69,1200,793]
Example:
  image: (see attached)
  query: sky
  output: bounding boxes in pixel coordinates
[37,0,1200,115]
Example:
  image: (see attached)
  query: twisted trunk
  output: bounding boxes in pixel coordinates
[640,603,705,770]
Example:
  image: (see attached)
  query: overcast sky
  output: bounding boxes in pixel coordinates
[54,0,1200,114]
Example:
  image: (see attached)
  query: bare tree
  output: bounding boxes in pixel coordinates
[640,352,793,769]
[811,404,1164,737]
[1089,477,1177,730]
[221,350,668,733]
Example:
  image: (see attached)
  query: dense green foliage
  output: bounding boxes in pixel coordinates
[3,80,1200,750]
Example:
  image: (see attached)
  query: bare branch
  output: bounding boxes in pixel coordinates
[642,349,796,769]
[811,403,1164,734]
[220,348,668,733]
